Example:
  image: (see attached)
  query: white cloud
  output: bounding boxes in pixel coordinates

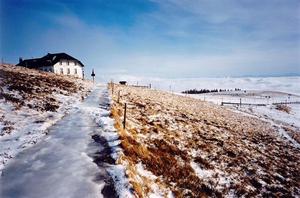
[6,0,299,78]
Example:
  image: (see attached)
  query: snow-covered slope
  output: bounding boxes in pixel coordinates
[1,85,132,198]
[110,84,300,197]
[0,64,92,173]
[186,90,300,145]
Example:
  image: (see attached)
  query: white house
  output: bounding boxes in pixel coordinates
[17,53,84,79]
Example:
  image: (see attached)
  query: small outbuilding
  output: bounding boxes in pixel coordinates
[119,81,127,85]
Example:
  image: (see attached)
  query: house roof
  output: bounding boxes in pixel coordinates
[16,53,84,68]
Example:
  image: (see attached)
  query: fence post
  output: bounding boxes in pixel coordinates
[240,98,242,107]
[117,90,120,103]
[123,103,127,129]
[112,83,114,95]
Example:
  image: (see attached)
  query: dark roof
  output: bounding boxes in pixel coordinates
[16,53,84,68]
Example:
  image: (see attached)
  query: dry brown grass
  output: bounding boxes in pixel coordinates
[0,114,14,135]
[282,126,300,145]
[0,64,88,111]
[276,104,291,114]
[0,64,91,137]
[110,84,300,197]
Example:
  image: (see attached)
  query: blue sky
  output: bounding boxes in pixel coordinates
[1,0,300,78]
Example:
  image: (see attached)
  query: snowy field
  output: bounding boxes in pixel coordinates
[107,75,300,95]
[186,90,300,129]
[109,75,300,130]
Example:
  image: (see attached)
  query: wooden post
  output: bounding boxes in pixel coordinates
[112,83,114,95]
[149,84,151,89]
[117,90,120,103]
[240,98,242,107]
[123,103,127,129]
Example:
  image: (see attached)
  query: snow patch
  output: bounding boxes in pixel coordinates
[89,88,133,197]
[190,161,213,178]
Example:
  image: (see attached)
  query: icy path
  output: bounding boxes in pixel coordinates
[0,85,129,198]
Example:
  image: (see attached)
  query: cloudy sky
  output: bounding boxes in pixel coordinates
[1,0,300,79]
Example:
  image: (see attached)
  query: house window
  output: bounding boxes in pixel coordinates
[60,68,63,74]
[74,68,77,74]
[67,68,70,74]
[60,61,62,65]
[67,61,69,65]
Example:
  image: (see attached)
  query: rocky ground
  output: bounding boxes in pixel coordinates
[110,84,300,197]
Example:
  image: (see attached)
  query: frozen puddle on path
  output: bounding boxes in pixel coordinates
[0,85,131,198]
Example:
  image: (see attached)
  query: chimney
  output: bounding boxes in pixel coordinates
[19,57,23,63]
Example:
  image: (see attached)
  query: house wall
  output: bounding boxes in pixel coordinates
[53,60,84,79]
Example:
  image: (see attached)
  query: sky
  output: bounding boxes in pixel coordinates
[1,0,300,79]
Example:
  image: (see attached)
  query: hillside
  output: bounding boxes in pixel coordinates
[0,64,92,173]
[110,84,300,197]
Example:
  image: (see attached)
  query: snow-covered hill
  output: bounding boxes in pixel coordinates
[110,84,300,197]
[0,64,93,173]
[185,90,300,145]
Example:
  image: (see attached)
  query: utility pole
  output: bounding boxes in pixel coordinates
[91,69,95,83]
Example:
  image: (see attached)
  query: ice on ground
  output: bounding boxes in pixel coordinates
[0,64,93,174]
[107,165,133,198]
[88,87,133,198]
[1,85,132,198]
[0,89,91,174]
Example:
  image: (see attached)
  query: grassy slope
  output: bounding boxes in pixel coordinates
[110,84,300,197]
[0,64,88,112]
[0,64,92,170]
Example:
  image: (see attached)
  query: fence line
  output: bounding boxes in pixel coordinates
[221,102,266,106]
[130,85,150,88]
[221,101,300,106]
[272,101,300,105]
